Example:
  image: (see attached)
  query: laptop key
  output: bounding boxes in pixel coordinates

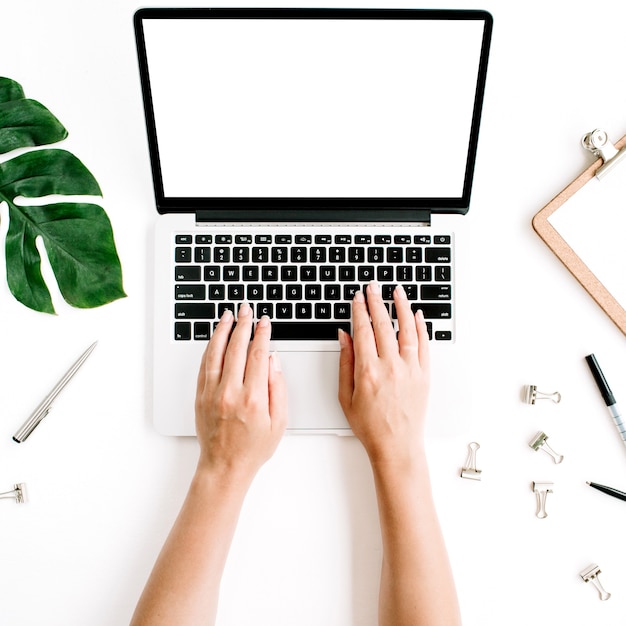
[175,284,206,300]
[204,266,220,281]
[227,285,245,300]
[247,285,264,300]
[409,303,451,319]
[358,266,374,281]
[435,266,451,281]
[214,247,230,262]
[194,247,211,263]
[276,303,293,319]
[296,303,312,319]
[271,321,350,340]
[315,303,331,319]
[194,322,210,341]
[334,303,351,319]
[425,247,451,263]
[421,285,452,300]
[175,266,201,281]
[208,285,225,300]
[257,303,273,318]
[252,247,269,263]
[330,247,346,263]
[242,266,258,281]
[175,322,191,340]
[175,247,192,262]
[175,303,216,319]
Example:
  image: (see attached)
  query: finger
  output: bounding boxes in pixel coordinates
[268,352,288,434]
[415,308,431,372]
[221,302,254,382]
[365,281,397,357]
[202,308,235,388]
[337,328,355,412]
[243,315,271,390]
[351,289,378,363]
[394,285,419,358]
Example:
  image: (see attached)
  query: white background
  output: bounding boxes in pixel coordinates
[1,1,626,625]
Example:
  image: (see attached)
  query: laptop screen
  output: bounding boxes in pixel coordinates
[135,9,491,216]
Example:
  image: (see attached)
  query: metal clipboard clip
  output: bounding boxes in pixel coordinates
[581,129,626,180]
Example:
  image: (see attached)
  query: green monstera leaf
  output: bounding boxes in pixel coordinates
[0,76,125,313]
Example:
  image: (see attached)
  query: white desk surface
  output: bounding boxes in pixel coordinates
[2,1,626,624]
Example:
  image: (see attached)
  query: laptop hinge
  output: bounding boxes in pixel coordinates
[194,208,432,224]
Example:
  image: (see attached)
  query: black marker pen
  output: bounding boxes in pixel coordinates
[585,354,626,449]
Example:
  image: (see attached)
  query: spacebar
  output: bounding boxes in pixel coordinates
[271,322,351,340]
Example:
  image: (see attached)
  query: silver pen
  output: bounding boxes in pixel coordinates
[13,341,98,443]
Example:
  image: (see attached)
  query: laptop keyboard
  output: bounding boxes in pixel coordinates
[172,230,454,342]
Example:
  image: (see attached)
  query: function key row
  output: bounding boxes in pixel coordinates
[174,246,451,265]
[175,234,451,246]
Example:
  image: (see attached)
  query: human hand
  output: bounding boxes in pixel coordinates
[194,304,288,482]
[338,281,430,468]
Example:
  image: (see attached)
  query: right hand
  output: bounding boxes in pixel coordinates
[337,281,430,467]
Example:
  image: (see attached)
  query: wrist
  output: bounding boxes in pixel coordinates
[368,442,428,481]
[194,456,257,497]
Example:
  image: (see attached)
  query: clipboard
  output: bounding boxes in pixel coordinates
[532,129,626,336]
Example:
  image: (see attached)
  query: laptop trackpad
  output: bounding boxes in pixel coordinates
[278,350,351,434]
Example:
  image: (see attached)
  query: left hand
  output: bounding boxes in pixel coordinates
[194,304,288,481]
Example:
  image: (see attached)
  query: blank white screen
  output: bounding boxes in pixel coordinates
[143,17,485,199]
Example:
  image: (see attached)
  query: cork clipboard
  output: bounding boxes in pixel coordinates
[532,130,626,336]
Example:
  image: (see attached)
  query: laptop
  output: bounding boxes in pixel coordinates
[134,8,492,436]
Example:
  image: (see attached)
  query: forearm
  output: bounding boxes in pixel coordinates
[130,466,252,626]
[372,453,461,626]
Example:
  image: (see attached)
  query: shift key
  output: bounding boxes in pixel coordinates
[175,303,216,319]
[411,303,451,319]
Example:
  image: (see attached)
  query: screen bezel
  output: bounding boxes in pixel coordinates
[134,7,492,220]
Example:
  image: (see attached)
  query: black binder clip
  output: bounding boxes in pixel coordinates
[0,483,27,504]
[582,129,626,180]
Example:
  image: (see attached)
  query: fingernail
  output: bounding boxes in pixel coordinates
[337,328,346,347]
[368,280,380,295]
[239,302,251,317]
[416,308,425,321]
[257,315,270,328]
[221,309,233,322]
[270,351,282,372]
[395,284,407,300]
[354,290,365,303]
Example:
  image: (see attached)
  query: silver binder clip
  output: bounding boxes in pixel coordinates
[460,442,482,480]
[524,385,561,405]
[532,481,553,519]
[581,129,626,180]
[580,564,611,601]
[0,483,27,504]
[529,431,564,464]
